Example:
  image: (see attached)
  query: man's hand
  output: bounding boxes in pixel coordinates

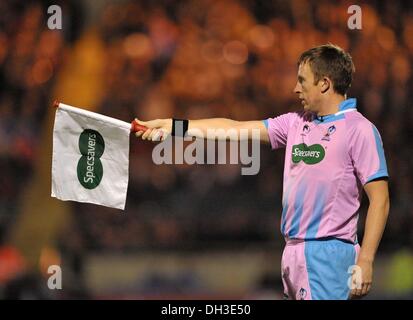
[349,258,373,299]
[134,118,172,141]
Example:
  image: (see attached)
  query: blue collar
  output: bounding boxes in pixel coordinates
[338,98,357,111]
[313,98,357,124]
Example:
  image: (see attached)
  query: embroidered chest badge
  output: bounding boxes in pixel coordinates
[301,124,310,136]
[321,125,336,141]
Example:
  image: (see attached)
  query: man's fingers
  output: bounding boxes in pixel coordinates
[350,289,358,299]
[349,271,371,299]
[349,275,363,299]
[135,127,161,141]
[366,283,372,295]
[350,290,362,299]
[361,282,371,296]
[350,283,370,299]
[361,284,368,296]
[142,128,153,140]
[148,129,157,141]
[151,129,165,141]
[134,118,168,141]
[151,131,158,141]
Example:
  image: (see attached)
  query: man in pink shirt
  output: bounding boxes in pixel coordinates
[135,44,390,300]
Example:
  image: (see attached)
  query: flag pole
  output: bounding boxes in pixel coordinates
[53,99,147,132]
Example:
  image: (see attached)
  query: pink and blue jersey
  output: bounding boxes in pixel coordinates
[264,98,388,244]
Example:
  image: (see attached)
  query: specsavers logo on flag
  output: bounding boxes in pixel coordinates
[292,143,325,164]
[77,129,105,189]
[51,103,131,210]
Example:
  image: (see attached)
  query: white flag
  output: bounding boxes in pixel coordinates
[51,103,131,210]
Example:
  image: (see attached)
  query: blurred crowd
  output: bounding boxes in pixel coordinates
[0,0,79,298]
[0,1,68,240]
[1,0,413,260]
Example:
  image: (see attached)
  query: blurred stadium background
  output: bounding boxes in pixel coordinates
[1,0,413,299]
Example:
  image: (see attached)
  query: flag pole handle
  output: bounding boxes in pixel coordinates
[131,120,148,133]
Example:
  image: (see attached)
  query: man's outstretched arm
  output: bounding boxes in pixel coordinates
[350,179,390,299]
[134,118,270,143]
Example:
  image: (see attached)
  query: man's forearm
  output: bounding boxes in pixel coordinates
[358,198,390,262]
[188,118,240,138]
[188,118,268,141]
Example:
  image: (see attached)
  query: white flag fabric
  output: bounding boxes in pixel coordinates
[51,103,131,210]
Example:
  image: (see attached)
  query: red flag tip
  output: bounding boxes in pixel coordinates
[130,120,148,133]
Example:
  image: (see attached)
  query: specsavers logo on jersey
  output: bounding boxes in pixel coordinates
[77,129,105,189]
[292,143,325,164]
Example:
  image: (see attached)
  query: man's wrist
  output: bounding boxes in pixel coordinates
[171,118,189,137]
[358,253,375,263]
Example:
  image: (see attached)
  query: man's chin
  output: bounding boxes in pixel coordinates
[302,101,316,111]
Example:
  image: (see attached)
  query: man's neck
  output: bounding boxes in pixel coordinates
[316,95,346,116]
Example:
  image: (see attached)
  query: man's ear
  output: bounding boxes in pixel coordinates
[320,77,331,93]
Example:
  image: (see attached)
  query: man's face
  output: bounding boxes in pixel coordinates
[294,62,322,112]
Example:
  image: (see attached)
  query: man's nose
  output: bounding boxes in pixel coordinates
[294,82,301,94]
